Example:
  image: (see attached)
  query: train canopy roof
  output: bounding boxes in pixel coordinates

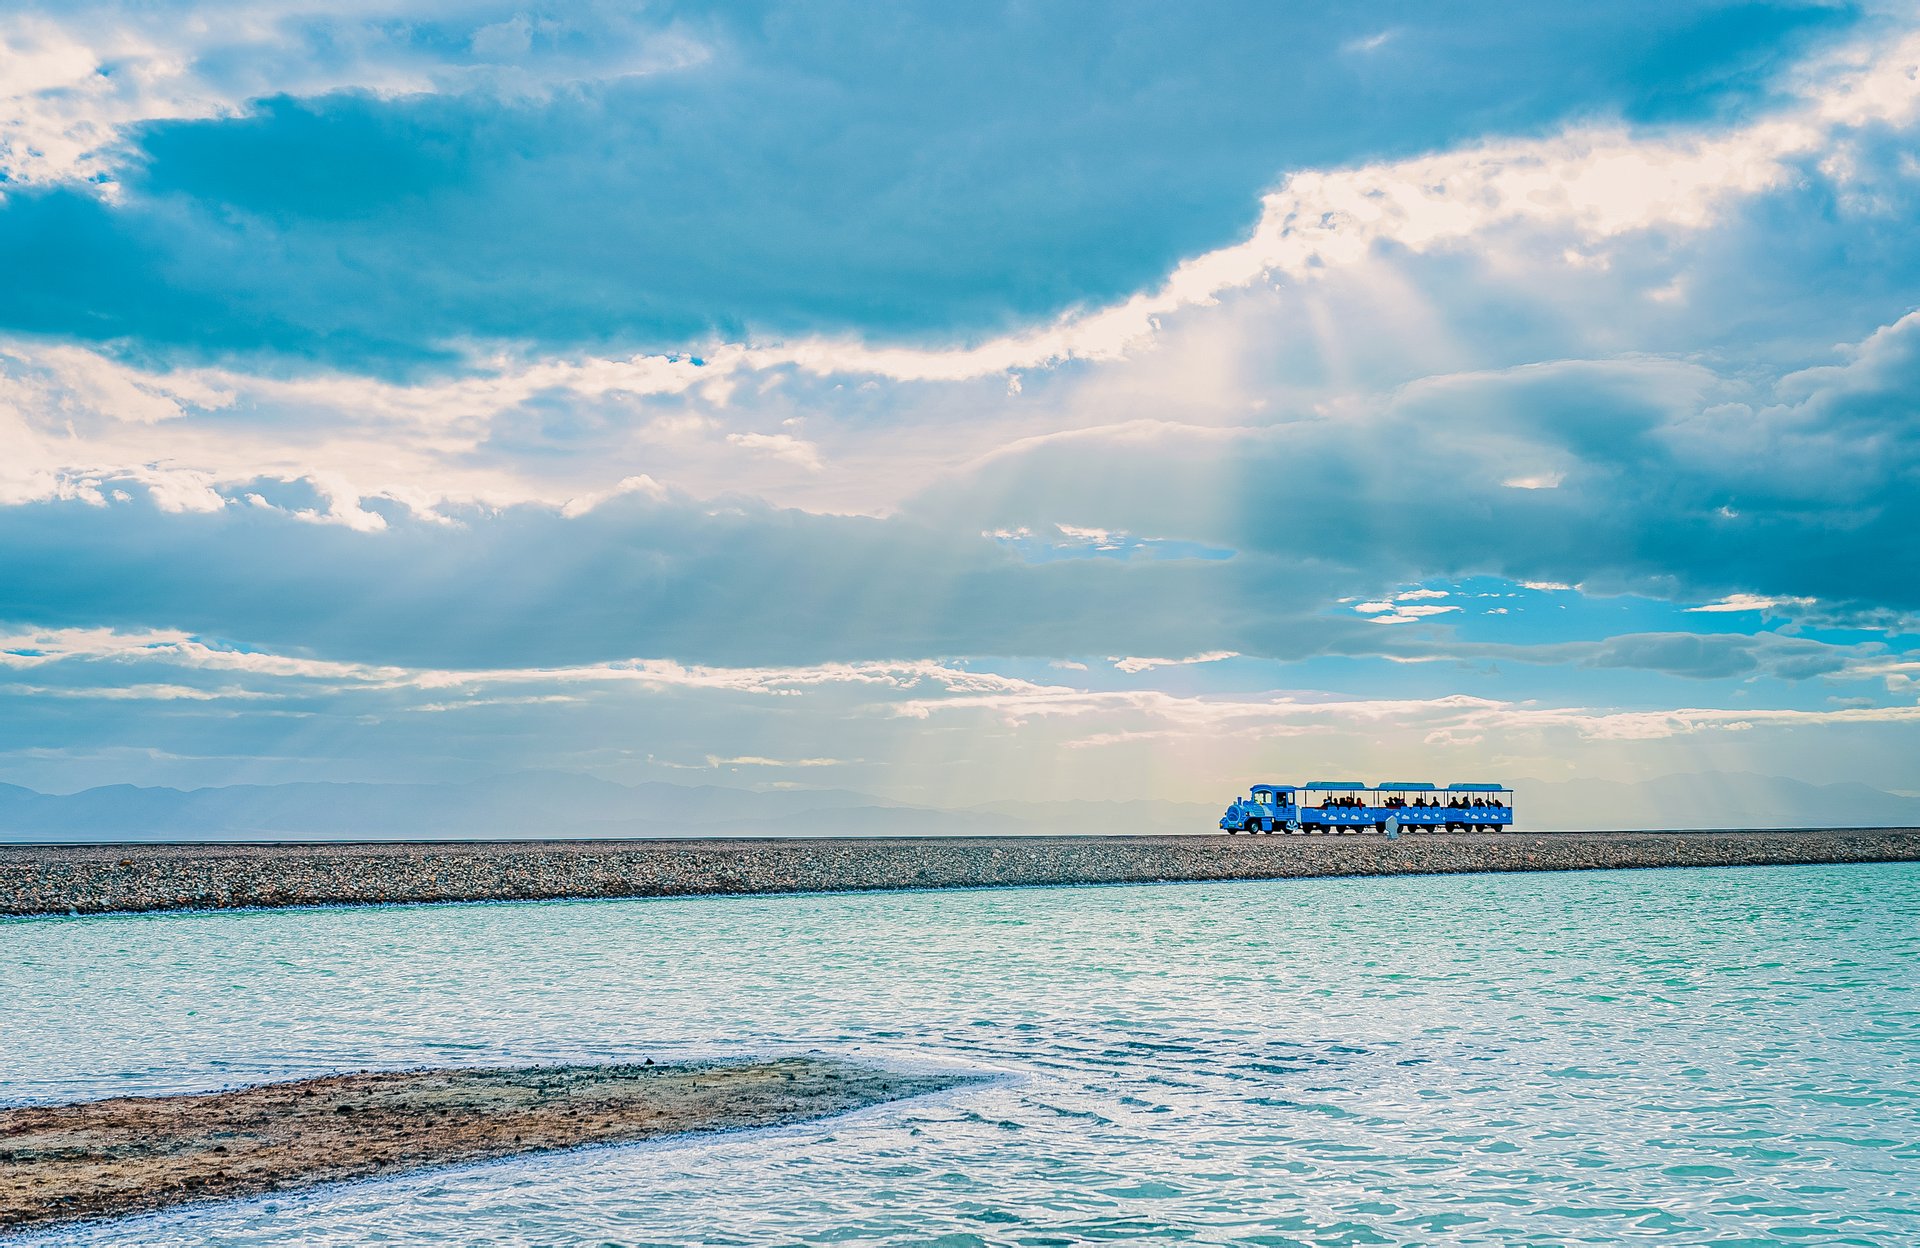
[1375,781,1435,790]
[1305,780,1367,790]
[1250,783,1296,792]
[1447,782,1508,791]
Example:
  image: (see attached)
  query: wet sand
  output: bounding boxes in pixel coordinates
[3,829,1918,917]
[0,1057,968,1233]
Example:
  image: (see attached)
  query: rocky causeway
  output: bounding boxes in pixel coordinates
[3,830,1917,917]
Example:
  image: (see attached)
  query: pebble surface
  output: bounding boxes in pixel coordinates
[0,1057,967,1233]
[3,830,1917,917]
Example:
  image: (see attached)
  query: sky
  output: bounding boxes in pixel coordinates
[2,0,1918,814]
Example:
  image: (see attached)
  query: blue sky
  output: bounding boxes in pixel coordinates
[2,0,1918,809]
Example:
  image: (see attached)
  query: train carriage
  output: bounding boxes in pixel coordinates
[1376,782,1444,829]
[1440,783,1515,830]
[1300,781,1375,833]
[1219,780,1513,834]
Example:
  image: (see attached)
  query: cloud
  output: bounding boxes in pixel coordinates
[1357,603,1462,625]
[9,621,1905,749]
[0,17,1909,539]
[0,4,708,188]
[706,755,847,768]
[1111,652,1238,674]
[3,5,1917,803]
[1343,30,1397,55]
[893,681,1920,746]
[1,306,1916,677]
[725,432,823,471]
[0,682,276,701]
[1501,631,1872,682]
[908,308,1920,626]
[0,18,1913,535]
[2,613,1912,803]
[0,1,1869,371]
[1687,593,1819,613]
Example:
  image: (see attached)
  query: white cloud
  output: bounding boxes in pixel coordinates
[1343,29,1397,54]
[705,755,847,768]
[1111,651,1238,674]
[0,625,1054,700]
[726,432,824,471]
[1356,601,1462,624]
[561,475,668,519]
[3,24,1919,519]
[8,625,1916,799]
[1686,593,1818,614]
[1056,523,1122,548]
[893,676,1920,745]
[0,6,709,189]
[0,681,275,701]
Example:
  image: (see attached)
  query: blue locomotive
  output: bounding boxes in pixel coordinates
[1219,781,1513,834]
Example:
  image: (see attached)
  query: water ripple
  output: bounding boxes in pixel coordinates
[3,864,1917,1245]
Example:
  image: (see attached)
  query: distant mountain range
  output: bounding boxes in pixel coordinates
[0,770,1912,843]
[0,772,972,842]
[1517,772,1920,833]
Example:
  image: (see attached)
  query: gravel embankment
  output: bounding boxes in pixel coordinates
[3,830,1917,917]
[0,1057,968,1232]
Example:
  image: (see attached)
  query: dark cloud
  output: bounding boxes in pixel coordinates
[0,0,1852,370]
[0,487,1355,667]
[2,308,1915,672]
[1461,631,1872,680]
[908,306,1920,621]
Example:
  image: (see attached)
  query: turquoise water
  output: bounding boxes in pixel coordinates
[4,864,1918,1246]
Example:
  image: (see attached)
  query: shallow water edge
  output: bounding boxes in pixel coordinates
[7,864,1916,1245]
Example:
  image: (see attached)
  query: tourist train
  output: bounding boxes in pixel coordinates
[1219,782,1514,834]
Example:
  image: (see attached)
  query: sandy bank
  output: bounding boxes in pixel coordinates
[3,829,1918,917]
[0,1057,966,1233]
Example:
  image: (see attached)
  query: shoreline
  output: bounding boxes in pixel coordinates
[0,1058,969,1234]
[4,829,1918,918]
